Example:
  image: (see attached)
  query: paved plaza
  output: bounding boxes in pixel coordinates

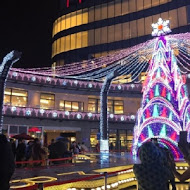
[10,153,189,189]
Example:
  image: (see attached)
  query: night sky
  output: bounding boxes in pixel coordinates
[0,0,58,68]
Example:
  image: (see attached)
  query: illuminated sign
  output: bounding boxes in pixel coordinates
[67,0,82,7]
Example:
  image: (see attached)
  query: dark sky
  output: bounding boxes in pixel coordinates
[0,0,58,68]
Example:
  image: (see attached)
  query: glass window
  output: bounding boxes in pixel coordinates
[60,15,66,31]
[108,1,114,18]
[114,100,124,114]
[57,17,61,34]
[9,89,28,107]
[144,0,152,9]
[89,7,95,23]
[57,38,61,54]
[88,98,123,114]
[52,41,56,57]
[122,22,130,40]
[115,24,122,41]
[65,35,71,51]
[88,99,98,113]
[70,12,77,28]
[115,0,121,17]
[71,34,76,50]
[77,10,82,26]
[169,9,178,29]
[95,5,101,21]
[90,129,99,148]
[101,27,108,44]
[64,101,71,111]
[137,18,145,37]
[161,11,169,21]
[127,129,133,151]
[65,13,71,29]
[119,130,127,150]
[153,14,161,24]
[40,93,55,109]
[130,20,137,38]
[81,31,88,47]
[152,0,159,7]
[108,25,115,43]
[108,100,114,114]
[129,0,136,13]
[101,3,108,20]
[145,16,152,35]
[82,9,88,24]
[54,20,58,36]
[122,0,129,15]
[160,0,168,5]
[137,0,144,11]
[178,6,187,27]
[76,32,82,48]
[95,28,101,45]
[88,29,95,46]
[60,36,65,53]
[4,88,11,105]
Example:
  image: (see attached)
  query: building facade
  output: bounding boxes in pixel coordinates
[52,0,190,65]
[2,70,143,151]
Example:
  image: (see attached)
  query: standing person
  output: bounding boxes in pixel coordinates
[133,142,172,190]
[10,138,16,158]
[81,142,89,153]
[25,141,34,161]
[16,139,26,167]
[48,139,55,159]
[0,134,15,190]
[31,138,46,166]
[70,141,79,154]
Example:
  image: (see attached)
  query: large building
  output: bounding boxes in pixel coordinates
[52,0,190,65]
[2,0,190,152]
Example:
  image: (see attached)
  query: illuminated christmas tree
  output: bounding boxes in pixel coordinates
[133,18,190,159]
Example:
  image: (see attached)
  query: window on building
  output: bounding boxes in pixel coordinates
[40,93,55,109]
[114,100,124,114]
[88,98,123,114]
[59,100,84,112]
[4,88,28,107]
[88,98,98,113]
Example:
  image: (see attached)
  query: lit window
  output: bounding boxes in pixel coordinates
[88,99,97,113]
[40,93,55,109]
[59,100,84,112]
[4,88,28,107]
[114,100,124,114]
[88,98,123,114]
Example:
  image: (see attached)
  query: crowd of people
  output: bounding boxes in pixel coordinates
[8,133,89,167]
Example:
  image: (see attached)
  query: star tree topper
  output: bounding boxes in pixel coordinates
[152,18,171,37]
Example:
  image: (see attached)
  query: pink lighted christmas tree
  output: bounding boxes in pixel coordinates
[132,18,190,159]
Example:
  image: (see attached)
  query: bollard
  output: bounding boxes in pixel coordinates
[104,172,108,190]
[38,183,44,190]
